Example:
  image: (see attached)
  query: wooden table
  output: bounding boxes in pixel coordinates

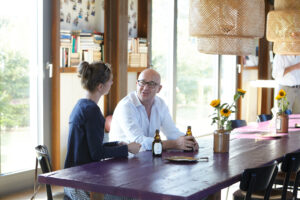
[39,129,300,200]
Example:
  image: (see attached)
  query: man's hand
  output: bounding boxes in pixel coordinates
[175,136,198,151]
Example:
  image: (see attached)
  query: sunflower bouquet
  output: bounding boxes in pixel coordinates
[275,89,289,115]
[210,89,246,131]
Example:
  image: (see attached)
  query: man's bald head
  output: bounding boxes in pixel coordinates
[136,69,162,106]
[138,69,161,85]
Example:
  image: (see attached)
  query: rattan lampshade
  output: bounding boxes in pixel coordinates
[273,42,300,55]
[274,0,300,10]
[197,37,256,56]
[267,10,300,42]
[266,0,300,54]
[189,0,265,55]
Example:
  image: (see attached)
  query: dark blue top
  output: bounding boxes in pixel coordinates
[64,99,128,168]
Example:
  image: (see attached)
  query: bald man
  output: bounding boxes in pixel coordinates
[110,69,198,151]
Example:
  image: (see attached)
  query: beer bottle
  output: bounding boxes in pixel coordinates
[186,126,192,136]
[152,129,162,157]
[184,126,193,152]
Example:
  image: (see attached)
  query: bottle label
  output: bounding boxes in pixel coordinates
[153,143,162,155]
[276,118,281,130]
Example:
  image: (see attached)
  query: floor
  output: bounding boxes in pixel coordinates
[1,185,64,200]
[1,184,239,200]
[2,183,297,200]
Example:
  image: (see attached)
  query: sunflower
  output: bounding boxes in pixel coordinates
[220,108,231,117]
[237,88,246,95]
[210,99,220,107]
[275,95,281,100]
[278,89,286,98]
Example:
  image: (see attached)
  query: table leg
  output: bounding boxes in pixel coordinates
[206,191,221,200]
[90,192,104,200]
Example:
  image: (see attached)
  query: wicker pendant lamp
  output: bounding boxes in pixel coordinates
[189,0,265,55]
[266,0,300,55]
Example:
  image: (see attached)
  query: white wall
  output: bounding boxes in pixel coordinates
[127,72,138,94]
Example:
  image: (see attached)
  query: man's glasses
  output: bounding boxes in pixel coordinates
[137,80,159,89]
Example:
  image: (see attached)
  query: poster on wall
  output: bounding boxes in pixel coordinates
[128,0,138,38]
[60,0,104,32]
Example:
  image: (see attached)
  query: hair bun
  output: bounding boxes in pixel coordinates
[78,61,90,78]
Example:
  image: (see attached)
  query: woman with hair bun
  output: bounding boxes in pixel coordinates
[64,61,141,200]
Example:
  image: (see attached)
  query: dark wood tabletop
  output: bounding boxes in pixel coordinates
[38,131,300,200]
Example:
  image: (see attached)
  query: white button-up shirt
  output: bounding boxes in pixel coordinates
[109,91,184,150]
[272,55,300,86]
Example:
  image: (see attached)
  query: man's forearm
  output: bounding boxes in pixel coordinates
[162,140,178,150]
[283,62,300,76]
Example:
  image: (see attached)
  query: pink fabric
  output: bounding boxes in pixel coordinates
[233,133,288,140]
[233,114,300,133]
[232,114,300,140]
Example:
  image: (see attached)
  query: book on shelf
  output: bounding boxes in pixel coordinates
[128,37,148,67]
[60,47,71,67]
[70,53,80,67]
[60,30,104,68]
[93,33,104,44]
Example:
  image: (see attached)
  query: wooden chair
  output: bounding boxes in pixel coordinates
[34,145,64,200]
[257,114,272,122]
[234,151,300,200]
[285,109,292,115]
[273,151,300,200]
[233,161,278,200]
[104,115,112,143]
[105,115,112,133]
[231,120,247,129]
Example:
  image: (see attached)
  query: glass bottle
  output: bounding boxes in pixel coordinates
[152,129,162,157]
[184,126,193,152]
[186,126,192,136]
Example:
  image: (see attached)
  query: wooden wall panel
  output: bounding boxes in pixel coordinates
[105,0,128,115]
[51,0,61,170]
[138,0,147,38]
[258,0,273,115]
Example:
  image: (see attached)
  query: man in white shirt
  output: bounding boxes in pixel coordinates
[272,54,300,113]
[110,69,198,151]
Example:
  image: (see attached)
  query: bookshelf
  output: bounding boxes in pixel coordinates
[51,0,152,170]
[127,0,151,92]
[59,0,105,72]
[60,30,104,70]
[52,0,106,170]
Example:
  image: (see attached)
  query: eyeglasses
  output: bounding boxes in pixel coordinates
[137,80,159,88]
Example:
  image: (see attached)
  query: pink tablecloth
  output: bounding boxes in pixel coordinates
[232,114,300,140]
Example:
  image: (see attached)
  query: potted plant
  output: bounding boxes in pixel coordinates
[275,89,289,133]
[210,89,246,153]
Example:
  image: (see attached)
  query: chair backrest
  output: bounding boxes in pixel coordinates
[35,145,53,200]
[105,115,112,133]
[239,161,278,200]
[257,114,272,122]
[35,145,52,173]
[285,109,292,115]
[231,120,247,129]
[280,151,300,199]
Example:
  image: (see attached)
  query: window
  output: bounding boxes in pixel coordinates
[0,0,41,174]
[152,0,237,136]
[152,0,174,110]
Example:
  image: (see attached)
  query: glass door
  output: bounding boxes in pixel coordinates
[0,0,40,174]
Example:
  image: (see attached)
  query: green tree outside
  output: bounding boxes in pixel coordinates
[0,18,29,130]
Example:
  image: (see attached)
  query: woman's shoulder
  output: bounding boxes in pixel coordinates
[71,99,101,121]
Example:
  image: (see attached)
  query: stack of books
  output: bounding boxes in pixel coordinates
[60,30,104,68]
[128,38,148,67]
